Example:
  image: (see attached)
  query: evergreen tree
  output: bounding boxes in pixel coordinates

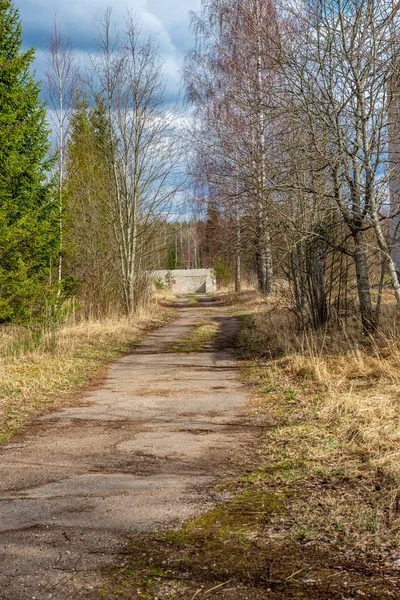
[64,93,120,317]
[0,0,56,322]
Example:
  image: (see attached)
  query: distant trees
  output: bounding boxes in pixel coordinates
[64,95,119,318]
[277,0,400,331]
[3,0,400,333]
[185,0,280,296]
[60,10,185,317]
[0,0,57,322]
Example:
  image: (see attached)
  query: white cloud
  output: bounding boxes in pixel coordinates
[15,0,202,103]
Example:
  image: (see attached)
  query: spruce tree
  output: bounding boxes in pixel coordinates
[64,94,120,317]
[0,0,56,322]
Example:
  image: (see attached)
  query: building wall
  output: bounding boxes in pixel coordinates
[153,269,216,294]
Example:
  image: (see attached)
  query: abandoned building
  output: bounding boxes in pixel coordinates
[152,269,216,294]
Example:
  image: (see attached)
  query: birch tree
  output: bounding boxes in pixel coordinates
[186,0,279,295]
[92,10,183,313]
[277,0,400,330]
[46,19,77,290]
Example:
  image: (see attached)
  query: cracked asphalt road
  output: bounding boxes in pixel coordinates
[0,296,252,599]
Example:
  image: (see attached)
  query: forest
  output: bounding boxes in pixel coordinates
[1,0,400,333]
[2,0,400,598]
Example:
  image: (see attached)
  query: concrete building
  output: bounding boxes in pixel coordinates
[153,269,216,294]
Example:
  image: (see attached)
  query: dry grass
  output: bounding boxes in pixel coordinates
[236,290,400,482]
[231,287,400,558]
[246,319,400,479]
[0,300,175,443]
[238,358,400,558]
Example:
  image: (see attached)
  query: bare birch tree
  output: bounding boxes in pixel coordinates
[276,0,400,330]
[46,18,78,290]
[91,10,184,313]
[186,0,280,295]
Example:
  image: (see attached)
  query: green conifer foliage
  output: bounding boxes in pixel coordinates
[64,94,120,317]
[0,0,55,322]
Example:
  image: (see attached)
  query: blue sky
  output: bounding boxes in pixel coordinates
[15,0,202,102]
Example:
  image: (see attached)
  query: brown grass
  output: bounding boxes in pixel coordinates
[0,299,175,443]
[231,287,400,555]
[238,303,400,484]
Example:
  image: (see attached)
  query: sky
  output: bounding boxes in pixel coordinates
[15,0,202,103]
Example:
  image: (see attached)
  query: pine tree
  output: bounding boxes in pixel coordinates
[0,0,56,322]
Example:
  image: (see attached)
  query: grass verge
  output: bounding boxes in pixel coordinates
[0,300,175,443]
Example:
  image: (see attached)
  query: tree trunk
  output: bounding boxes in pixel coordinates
[254,2,273,297]
[235,216,241,293]
[57,90,63,294]
[306,239,328,329]
[371,209,400,307]
[256,203,273,295]
[353,231,375,332]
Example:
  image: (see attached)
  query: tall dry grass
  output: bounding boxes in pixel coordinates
[0,299,174,442]
[236,288,400,486]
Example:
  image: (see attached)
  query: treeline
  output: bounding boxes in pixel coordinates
[186,0,400,332]
[4,0,400,333]
[0,1,183,324]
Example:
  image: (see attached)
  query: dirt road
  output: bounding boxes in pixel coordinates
[0,297,251,599]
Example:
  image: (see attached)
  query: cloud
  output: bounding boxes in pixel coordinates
[15,0,201,103]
